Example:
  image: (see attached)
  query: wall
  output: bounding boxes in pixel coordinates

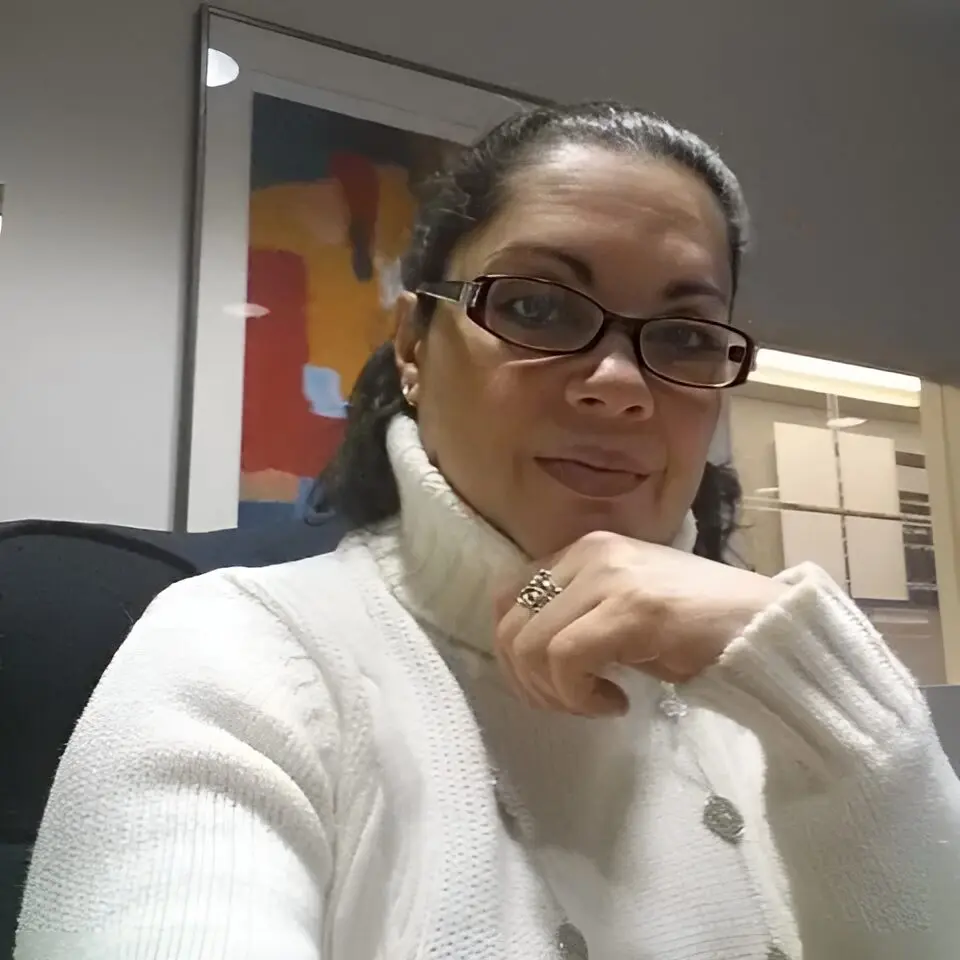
[0,0,958,528]
[0,0,203,528]
[922,385,960,683]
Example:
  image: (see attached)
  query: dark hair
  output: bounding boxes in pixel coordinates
[318,101,748,561]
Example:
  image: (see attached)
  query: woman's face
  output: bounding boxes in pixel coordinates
[395,145,733,559]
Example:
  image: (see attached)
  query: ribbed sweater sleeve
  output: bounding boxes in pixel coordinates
[687,563,960,959]
[15,570,343,960]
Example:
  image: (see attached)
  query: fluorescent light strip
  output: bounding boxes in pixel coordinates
[755,349,921,392]
[751,349,921,406]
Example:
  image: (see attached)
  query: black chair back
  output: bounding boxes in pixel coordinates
[0,515,344,957]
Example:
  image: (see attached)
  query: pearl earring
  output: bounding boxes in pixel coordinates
[402,383,416,407]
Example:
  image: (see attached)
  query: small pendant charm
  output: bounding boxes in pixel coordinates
[658,686,689,719]
[556,921,589,959]
[703,794,745,844]
[767,946,791,960]
[495,792,522,842]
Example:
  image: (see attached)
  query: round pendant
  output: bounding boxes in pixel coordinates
[556,921,589,959]
[703,794,745,844]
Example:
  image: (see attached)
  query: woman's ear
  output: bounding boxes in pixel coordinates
[393,291,424,406]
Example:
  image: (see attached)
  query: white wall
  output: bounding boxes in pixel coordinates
[0,0,200,527]
[1,0,957,528]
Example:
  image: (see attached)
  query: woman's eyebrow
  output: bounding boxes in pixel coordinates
[494,244,595,287]
[661,278,728,304]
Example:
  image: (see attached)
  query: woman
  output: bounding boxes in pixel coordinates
[16,102,960,959]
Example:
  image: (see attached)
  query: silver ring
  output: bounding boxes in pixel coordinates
[516,569,563,615]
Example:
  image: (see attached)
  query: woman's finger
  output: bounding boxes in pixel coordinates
[492,540,587,629]
[544,603,650,715]
[504,581,598,709]
[493,635,567,711]
[494,561,583,703]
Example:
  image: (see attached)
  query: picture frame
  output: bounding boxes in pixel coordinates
[180,6,535,531]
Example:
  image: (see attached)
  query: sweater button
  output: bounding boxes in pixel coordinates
[703,794,745,844]
[556,921,589,959]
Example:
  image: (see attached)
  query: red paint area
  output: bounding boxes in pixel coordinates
[240,248,345,480]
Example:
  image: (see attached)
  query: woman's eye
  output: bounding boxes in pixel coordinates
[680,330,708,349]
[653,325,722,352]
[502,296,561,325]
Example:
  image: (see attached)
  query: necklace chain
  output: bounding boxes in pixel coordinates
[437,637,793,958]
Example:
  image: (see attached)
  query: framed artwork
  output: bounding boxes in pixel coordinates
[181,7,532,531]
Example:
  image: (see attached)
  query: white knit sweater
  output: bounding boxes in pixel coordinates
[15,416,960,959]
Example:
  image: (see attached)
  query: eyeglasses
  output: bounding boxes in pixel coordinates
[416,274,756,389]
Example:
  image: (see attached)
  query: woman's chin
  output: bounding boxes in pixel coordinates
[514,509,673,558]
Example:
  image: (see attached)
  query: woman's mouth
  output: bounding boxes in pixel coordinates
[534,457,648,499]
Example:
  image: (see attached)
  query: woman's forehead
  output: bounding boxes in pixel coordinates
[524,145,715,210]
[453,147,731,292]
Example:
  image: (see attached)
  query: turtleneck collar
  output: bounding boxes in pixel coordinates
[369,413,698,654]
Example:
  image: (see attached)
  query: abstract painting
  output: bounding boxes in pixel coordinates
[238,94,458,526]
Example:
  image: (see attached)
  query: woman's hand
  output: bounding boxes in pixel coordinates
[494,530,788,717]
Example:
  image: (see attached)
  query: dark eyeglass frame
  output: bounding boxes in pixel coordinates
[416,274,757,390]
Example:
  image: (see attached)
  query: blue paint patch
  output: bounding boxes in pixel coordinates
[294,477,317,518]
[303,365,347,418]
[238,478,328,527]
[237,500,297,528]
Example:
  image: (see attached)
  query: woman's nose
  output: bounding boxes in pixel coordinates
[564,335,655,420]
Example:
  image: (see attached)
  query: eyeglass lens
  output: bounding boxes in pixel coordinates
[482,277,746,387]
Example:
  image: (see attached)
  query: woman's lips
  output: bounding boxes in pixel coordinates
[535,457,647,499]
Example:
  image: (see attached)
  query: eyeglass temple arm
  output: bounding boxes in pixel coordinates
[416,281,474,306]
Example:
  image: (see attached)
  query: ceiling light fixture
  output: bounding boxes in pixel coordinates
[223,303,270,319]
[207,49,240,88]
[751,349,921,407]
[825,416,867,430]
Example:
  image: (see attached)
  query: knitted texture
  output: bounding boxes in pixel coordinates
[15,416,960,958]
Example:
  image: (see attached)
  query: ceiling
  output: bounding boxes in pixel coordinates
[238,0,960,382]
